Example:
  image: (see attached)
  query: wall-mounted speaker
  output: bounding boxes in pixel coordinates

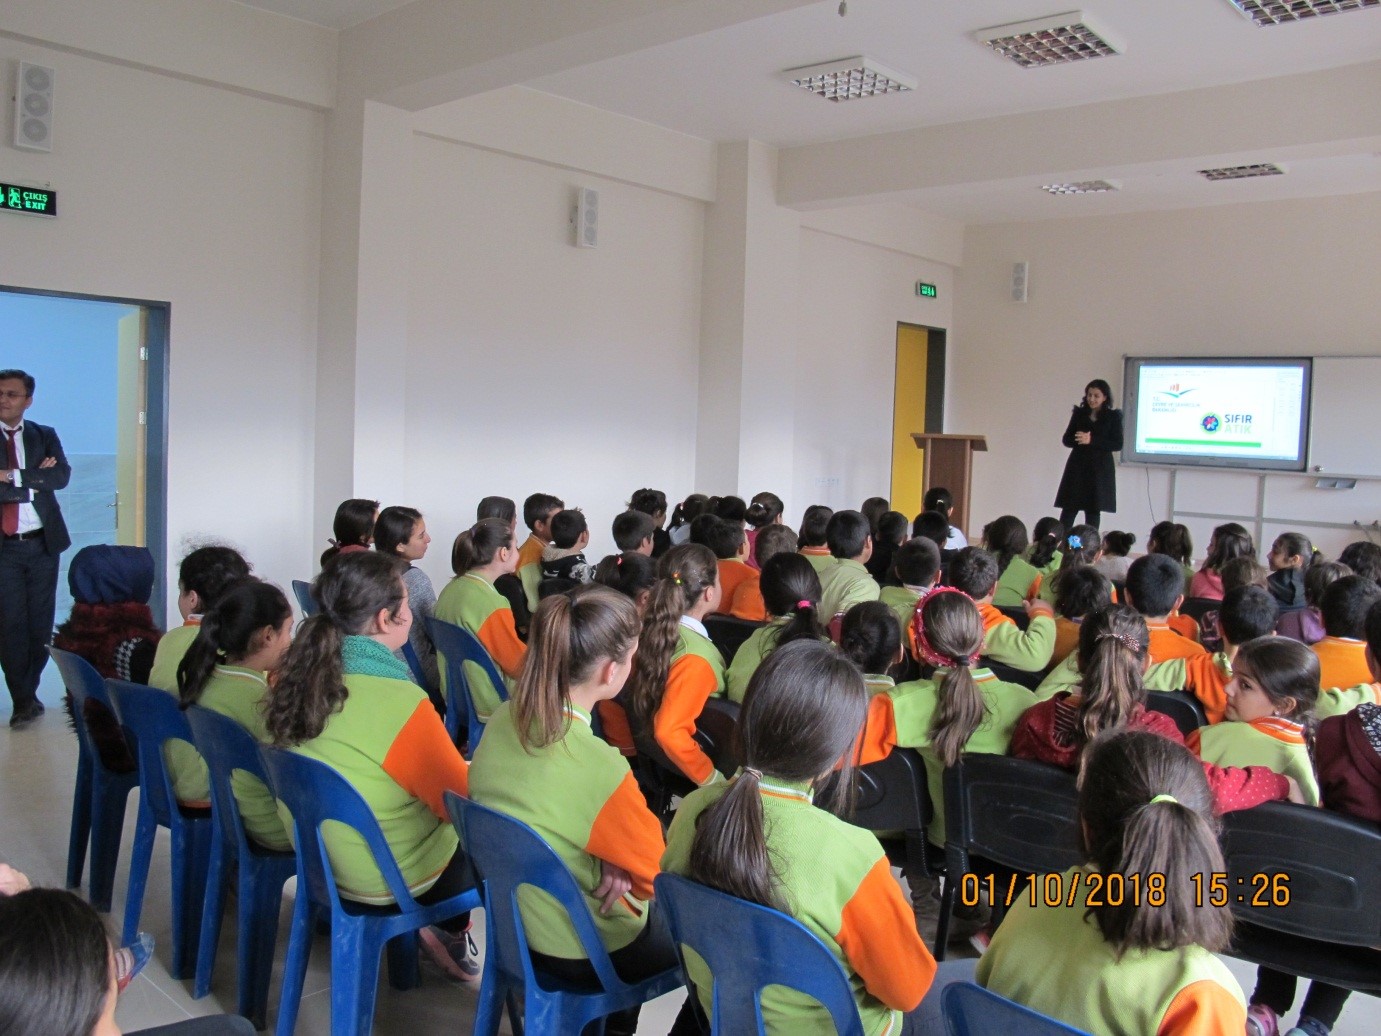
[1011,260,1029,303]
[575,187,598,248]
[14,62,54,153]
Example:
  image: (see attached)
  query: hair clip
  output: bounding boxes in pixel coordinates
[615,555,624,566]
[1096,631,1142,653]
[743,766,763,781]
[796,599,812,610]
[1067,534,1082,550]
[672,571,683,585]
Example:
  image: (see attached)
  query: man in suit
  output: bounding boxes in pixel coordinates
[0,370,71,727]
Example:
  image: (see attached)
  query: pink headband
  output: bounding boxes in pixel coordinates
[910,586,983,670]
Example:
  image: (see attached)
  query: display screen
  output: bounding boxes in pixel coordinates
[1121,357,1311,472]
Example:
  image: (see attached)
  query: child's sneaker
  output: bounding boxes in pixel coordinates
[419,925,481,983]
[968,926,993,956]
[1284,1019,1331,1036]
[115,932,155,993]
[1247,1003,1280,1036]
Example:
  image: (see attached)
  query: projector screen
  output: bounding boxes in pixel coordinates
[1121,357,1312,472]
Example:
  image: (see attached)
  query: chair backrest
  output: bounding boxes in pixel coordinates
[1178,596,1219,623]
[257,745,419,911]
[48,647,123,764]
[105,680,195,823]
[851,747,930,834]
[1144,691,1207,736]
[400,640,428,687]
[426,617,508,746]
[943,982,1092,1036]
[653,873,866,1036]
[980,659,1044,691]
[445,793,629,994]
[291,579,317,617]
[1221,801,1381,946]
[942,755,1081,877]
[184,705,269,851]
[703,615,764,664]
[693,698,742,777]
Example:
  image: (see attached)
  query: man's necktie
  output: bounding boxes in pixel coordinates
[3,429,19,536]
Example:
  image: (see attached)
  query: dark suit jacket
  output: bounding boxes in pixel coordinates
[0,421,72,555]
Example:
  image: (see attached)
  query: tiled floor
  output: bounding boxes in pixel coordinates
[5,668,1380,1034]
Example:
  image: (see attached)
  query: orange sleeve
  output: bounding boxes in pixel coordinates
[595,699,636,755]
[1157,980,1246,1036]
[729,575,767,622]
[585,771,666,901]
[1185,729,1203,756]
[1169,613,1201,643]
[855,694,898,767]
[1028,575,1042,600]
[477,607,527,679]
[382,700,470,820]
[653,654,718,784]
[1183,656,1228,725]
[836,856,936,1011]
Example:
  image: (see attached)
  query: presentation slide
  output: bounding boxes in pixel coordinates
[1124,359,1310,471]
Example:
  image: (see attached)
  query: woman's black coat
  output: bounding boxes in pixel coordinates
[1054,406,1123,513]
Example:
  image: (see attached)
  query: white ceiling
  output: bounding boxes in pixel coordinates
[230,0,412,30]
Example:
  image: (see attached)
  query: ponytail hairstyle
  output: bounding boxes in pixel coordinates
[758,552,825,647]
[1061,524,1102,569]
[265,552,407,746]
[629,488,668,525]
[860,496,890,534]
[321,498,379,566]
[177,579,292,707]
[513,585,640,751]
[912,589,986,767]
[1028,517,1065,569]
[624,544,718,729]
[712,495,748,525]
[373,506,423,558]
[1272,532,1315,572]
[1149,521,1194,567]
[669,493,709,532]
[1078,729,1231,957]
[593,552,657,603]
[1074,605,1150,750]
[745,492,785,530]
[982,515,1029,575]
[839,601,901,677]
[1054,566,1114,622]
[1101,531,1136,559]
[450,517,513,576]
[686,640,867,908]
[1232,637,1320,723]
[178,545,252,613]
[1202,522,1253,573]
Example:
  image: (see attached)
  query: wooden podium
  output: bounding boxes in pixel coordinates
[910,433,987,537]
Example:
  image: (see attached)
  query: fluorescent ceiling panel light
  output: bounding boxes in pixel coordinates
[1039,179,1121,194]
[1197,163,1286,180]
[974,11,1125,68]
[783,57,917,101]
[1223,0,1379,26]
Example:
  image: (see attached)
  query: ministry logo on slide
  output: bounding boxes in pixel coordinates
[1159,384,1196,399]
[1201,414,1221,434]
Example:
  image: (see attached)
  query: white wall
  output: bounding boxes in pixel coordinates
[402,134,704,587]
[954,191,1381,560]
[0,39,324,612]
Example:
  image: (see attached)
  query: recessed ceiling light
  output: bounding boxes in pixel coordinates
[974,11,1125,68]
[1223,0,1379,27]
[1040,180,1121,194]
[783,57,917,101]
[1198,163,1286,180]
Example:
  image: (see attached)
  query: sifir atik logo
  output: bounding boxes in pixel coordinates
[1201,413,1221,433]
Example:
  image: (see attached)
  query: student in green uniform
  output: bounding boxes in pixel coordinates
[796,504,835,572]
[984,515,1039,607]
[838,601,904,696]
[879,537,940,635]
[818,510,879,618]
[724,552,824,703]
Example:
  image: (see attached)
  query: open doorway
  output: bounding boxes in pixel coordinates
[890,322,946,517]
[0,287,169,626]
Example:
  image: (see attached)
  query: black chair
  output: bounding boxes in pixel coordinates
[995,606,1030,630]
[1178,596,1218,623]
[632,697,742,820]
[1220,802,1381,992]
[849,748,943,880]
[937,756,1081,960]
[1145,691,1208,737]
[703,614,764,664]
[980,658,1044,692]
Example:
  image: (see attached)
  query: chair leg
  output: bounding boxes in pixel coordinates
[934,873,956,963]
[242,860,290,1030]
[273,893,315,1036]
[504,989,525,1036]
[472,946,508,1036]
[194,834,230,999]
[385,931,420,991]
[331,920,381,1036]
[122,804,158,946]
[67,752,93,891]
[88,776,131,914]
[170,820,212,980]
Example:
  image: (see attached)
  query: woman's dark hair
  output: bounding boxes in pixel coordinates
[1101,531,1136,558]
[1079,378,1115,412]
[860,497,890,533]
[624,544,718,729]
[374,506,423,558]
[1304,560,1351,608]
[797,505,833,548]
[1078,730,1231,958]
[920,592,988,768]
[758,552,825,645]
[669,493,709,531]
[0,888,111,1036]
[1201,523,1253,573]
[982,515,1029,575]
[712,495,748,524]
[839,601,900,676]
[593,552,657,602]
[1075,605,1150,750]
[177,579,292,707]
[514,585,640,751]
[1232,635,1319,723]
[745,492,784,530]
[629,488,668,522]
[1273,532,1315,572]
[179,545,252,610]
[1054,566,1114,621]
[754,524,798,568]
[1028,517,1065,569]
[451,518,513,576]
[686,640,867,908]
[321,498,379,566]
[265,552,407,746]
[1148,521,1194,567]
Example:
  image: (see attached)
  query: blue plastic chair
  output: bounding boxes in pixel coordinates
[106,680,215,979]
[48,647,139,913]
[942,982,1092,1035]
[258,746,479,1036]
[291,579,317,617]
[426,617,509,755]
[185,706,296,1029]
[447,792,684,1036]
[653,872,865,1036]
[400,640,428,687]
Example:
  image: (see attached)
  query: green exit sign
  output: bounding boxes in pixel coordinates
[1,182,57,217]
[915,281,937,298]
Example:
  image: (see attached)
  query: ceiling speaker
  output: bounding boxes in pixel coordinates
[576,187,598,249]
